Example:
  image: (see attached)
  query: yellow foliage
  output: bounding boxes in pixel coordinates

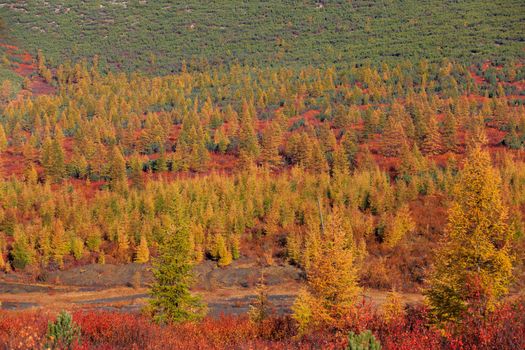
[382,289,404,322]
[0,247,5,271]
[384,205,415,248]
[426,146,513,323]
[291,288,317,335]
[293,207,361,331]
[135,236,150,263]
[70,237,84,261]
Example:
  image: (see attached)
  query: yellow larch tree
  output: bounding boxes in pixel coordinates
[426,146,513,323]
[292,206,360,332]
[135,235,150,263]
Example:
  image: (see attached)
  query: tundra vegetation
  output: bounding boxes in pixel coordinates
[0,1,524,348]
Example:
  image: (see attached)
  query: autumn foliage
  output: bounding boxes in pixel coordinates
[0,15,524,350]
[0,298,523,350]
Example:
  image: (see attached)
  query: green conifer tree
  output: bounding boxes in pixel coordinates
[149,200,206,323]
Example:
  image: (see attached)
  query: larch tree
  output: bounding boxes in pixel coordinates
[0,124,7,152]
[341,131,359,170]
[41,137,66,183]
[116,228,131,263]
[213,125,230,154]
[213,232,233,267]
[0,246,5,272]
[442,111,458,152]
[426,146,513,324]
[51,220,69,269]
[331,145,350,178]
[238,100,260,164]
[248,272,273,324]
[381,116,407,157]
[292,206,360,332]
[383,204,415,248]
[188,126,210,173]
[398,142,427,180]
[129,153,145,190]
[382,289,404,322]
[260,119,283,168]
[176,113,209,172]
[318,123,337,154]
[135,235,150,263]
[109,146,128,192]
[466,114,489,149]
[307,138,329,174]
[421,114,442,155]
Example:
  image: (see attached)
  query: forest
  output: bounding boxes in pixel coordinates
[0,1,524,349]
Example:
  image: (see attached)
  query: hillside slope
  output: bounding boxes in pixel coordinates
[1,0,524,72]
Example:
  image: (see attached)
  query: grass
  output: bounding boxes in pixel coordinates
[0,0,523,73]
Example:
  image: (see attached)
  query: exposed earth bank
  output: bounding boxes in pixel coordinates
[0,257,424,316]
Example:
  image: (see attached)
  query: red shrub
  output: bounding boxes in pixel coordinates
[0,311,49,350]
[446,300,525,350]
[0,299,524,350]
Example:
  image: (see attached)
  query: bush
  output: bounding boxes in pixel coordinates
[0,300,524,349]
[347,330,382,350]
[46,311,81,350]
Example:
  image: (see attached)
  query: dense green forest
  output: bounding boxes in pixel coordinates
[1,0,524,72]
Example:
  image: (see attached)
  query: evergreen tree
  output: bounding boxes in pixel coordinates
[149,201,205,323]
[10,228,33,270]
[426,146,513,323]
[347,330,382,350]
